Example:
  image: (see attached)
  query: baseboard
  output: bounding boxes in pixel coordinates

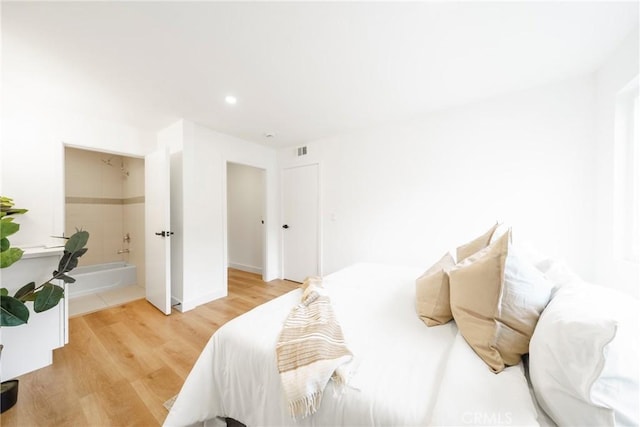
[228,262,262,275]
[177,289,228,313]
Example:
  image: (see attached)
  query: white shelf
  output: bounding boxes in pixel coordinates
[20,245,64,259]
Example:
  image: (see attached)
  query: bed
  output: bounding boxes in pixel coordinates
[164,226,639,427]
[164,263,544,427]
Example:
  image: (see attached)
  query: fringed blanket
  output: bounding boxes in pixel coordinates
[276,277,352,419]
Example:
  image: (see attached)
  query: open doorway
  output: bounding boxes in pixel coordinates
[64,146,146,316]
[226,162,266,276]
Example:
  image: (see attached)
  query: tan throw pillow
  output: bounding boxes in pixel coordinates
[456,222,499,262]
[416,252,456,326]
[449,229,553,373]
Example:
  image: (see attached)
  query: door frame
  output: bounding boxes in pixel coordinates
[280,162,323,280]
[60,143,149,304]
[222,159,274,283]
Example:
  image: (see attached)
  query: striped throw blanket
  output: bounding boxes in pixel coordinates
[276,277,353,419]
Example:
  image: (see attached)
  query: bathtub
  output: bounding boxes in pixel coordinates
[67,262,137,298]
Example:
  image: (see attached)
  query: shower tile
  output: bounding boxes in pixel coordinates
[65,203,82,217]
[101,161,124,198]
[79,249,102,267]
[123,157,145,198]
[66,147,105,197]
[87,203,107,218]
[65,205,86,227]
[101,205,124,226]
[69,176,94,198]
[104,233,125,261]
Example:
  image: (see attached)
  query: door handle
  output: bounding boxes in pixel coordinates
[282,224,289,229]
[155,231,174,237]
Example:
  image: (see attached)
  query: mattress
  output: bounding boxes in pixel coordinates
[164,263,544,427]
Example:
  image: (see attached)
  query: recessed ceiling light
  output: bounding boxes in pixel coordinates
[225,95,237,105]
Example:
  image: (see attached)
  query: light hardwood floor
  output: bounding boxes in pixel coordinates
[0,269,298,426]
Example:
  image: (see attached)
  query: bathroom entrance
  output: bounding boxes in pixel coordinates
[64,146,146,316]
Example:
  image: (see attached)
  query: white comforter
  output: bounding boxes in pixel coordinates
[164,263,543,427]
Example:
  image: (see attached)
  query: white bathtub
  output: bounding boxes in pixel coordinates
[67,262,137,298]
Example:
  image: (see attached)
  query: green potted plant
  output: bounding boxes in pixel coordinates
[0,196,90,413]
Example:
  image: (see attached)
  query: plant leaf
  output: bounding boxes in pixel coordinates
[0,295,30,326]
[20,292,37,302]
[1,237,9,252]
[74,247,88,258]
[0,197,28,216]
[56,273,75,284]
[14,282,35,300]
[57,232,89,274]
[57,252,79,274]
[0,247,24,268]
[64,230,89,253]
[0,220,19,239]
[4,208,28,216]
[33,283,64,313]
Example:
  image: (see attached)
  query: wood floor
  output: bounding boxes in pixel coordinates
[0,269,298,426]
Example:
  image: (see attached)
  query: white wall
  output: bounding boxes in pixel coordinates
[1,111,155,249]
[280,75,598,281]
[1,29,156,249]
[594,28,640,297]
[181,121,226,311]
[227,163,265,274]
[163,120,280,312]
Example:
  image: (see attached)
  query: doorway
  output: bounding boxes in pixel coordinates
[63,146,146,316]
[226,162,266,276]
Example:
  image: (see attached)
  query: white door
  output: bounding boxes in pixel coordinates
[145,146,171,315]
[282,164,319,282]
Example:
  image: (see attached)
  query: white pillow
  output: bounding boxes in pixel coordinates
[535,257,582,291]
[529,282,640,427]
[489,222,545,265]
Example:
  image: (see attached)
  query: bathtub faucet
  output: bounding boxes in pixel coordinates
[117,249,130,254]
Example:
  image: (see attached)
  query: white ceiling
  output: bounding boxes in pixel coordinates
[2,1,638,148]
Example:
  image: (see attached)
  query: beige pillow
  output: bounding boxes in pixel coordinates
[416,252,456,326]
[449,229,553,373]
[456,222,499,262]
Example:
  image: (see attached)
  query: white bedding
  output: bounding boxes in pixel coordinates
[164,263,544,427]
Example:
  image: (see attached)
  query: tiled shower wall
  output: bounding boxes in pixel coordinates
[65,147,145,288]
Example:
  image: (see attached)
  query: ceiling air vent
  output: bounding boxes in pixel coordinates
[297,146,308,157]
